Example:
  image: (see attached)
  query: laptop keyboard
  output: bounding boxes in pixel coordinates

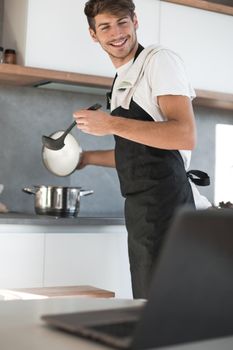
[90,320,137,338]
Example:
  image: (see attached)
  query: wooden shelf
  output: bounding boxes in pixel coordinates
[162,0,233,16]
[194,89,233,111]
[0,63,112,89]
[0,63,232,110]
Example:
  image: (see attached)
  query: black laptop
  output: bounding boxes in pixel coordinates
[42,208,233,349]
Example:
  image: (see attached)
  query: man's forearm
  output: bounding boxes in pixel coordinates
[82,150,116,168]
[73,96,196,151]
[110,96,196,150]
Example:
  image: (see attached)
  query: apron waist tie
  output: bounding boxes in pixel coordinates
[187,170,210,186]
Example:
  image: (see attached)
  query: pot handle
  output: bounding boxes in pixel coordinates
[22,187,36,195]
[80,190,94,197]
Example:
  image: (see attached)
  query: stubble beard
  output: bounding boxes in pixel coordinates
[104,36,138,65]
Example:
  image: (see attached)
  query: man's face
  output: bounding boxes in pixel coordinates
[89,13,138,68]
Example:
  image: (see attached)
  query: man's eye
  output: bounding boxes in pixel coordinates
[100,26,109,31]
[119,21,127,25]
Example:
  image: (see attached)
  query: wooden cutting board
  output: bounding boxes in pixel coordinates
[0,285,115,300]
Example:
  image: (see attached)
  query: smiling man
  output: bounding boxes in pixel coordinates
[73,0,211,299]
[89,12,138,67]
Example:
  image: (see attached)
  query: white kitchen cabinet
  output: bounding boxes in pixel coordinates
[133,0,160,46]
[2,0,113,76]
[2,0,159,77]
[44,231,133,299]
[159,2,233,94]
[0,233,44,288]
[2,1,233,93]
[0,219,131,297]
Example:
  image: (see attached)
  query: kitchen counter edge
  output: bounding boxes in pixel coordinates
[0,213,125,226]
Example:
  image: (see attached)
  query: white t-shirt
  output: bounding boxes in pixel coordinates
[111,46,211,209]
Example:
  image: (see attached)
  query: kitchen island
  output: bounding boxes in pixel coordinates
[1,296,233,350]
[0,213,132,298]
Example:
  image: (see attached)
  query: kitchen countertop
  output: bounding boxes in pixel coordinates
[0,212,125,226]
[1,297,233,350]
[0,298,142,350]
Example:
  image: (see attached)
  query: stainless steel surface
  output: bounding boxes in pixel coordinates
[23,185,93,217]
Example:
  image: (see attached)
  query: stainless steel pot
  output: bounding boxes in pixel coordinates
[23,185,93,217]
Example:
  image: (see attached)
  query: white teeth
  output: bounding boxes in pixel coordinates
[112,39,126,47]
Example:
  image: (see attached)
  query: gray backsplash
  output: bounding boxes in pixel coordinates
[0,84,232,215]
[0,85,124,216]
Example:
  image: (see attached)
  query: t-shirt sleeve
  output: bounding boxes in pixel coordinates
[148,49,196,100]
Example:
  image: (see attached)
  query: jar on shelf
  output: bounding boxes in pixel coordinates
[3,49,17,64]
[0,47,4,63]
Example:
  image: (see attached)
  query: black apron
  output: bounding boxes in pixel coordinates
[107,45,202,299]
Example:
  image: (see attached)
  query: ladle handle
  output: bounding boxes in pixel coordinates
[87,103,102,111]
[63,103,102,137]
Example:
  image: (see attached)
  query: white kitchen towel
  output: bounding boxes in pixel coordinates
[114,45,167,109]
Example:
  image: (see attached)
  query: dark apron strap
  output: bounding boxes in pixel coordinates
[106,74,118,110]
[187,170,210,186]
[106,44,145,110]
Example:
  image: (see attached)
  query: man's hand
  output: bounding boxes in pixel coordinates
[73,109,113,136]
[73,95,196,151]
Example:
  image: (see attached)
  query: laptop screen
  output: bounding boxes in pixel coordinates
[131,208,233,349]
[42,208,233,350]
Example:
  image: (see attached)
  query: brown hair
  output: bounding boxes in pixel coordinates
[84,0,136,31]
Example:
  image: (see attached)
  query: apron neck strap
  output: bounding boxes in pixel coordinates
[106,43,144,110]
[133,43,144,62]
